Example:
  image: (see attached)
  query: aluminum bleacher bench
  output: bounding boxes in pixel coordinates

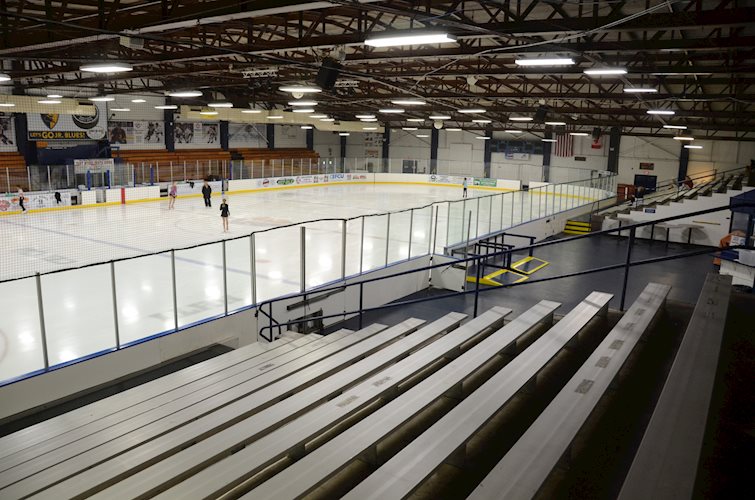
[245,296,614,500]
[72,312,478,500]
[618,274,731,500]
[142,305,546,500]
[0,323,394,497]
[0,330,342,474]
[342,292,615,500]
[0,331,314,461]
[468,282,670,500]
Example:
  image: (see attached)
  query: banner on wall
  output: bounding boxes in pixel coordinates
[504,152,530,161]
[474,178,497,187]
[228,123,265,147]
[73,158,115,174]
[174,121,219,145]
[28,102,107,141]
[0,114,15,148]
[108,121,164,145]
[0,191,72,211]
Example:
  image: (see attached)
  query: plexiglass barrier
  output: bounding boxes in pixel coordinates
[0,173,615,384]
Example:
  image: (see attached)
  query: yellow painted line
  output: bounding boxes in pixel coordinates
[563,230,589,235]
[566,220,591,227]
[511,256,549,275]
[466,275,502,287]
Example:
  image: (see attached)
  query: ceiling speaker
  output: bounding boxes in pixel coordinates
[534,105,549,122]
[315,58,342,91]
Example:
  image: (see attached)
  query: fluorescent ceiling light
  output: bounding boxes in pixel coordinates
[403,127,418,131]
[89,96,114,102]
[242,109,262,113]
[445,127,462,131]
[663,124,687,129]
[623,87,657,93]
[47,94,63,98]
[475,136,491,140]
[570,132,589,136]
[361,118,378,122]
[584,67,627,75]
[38,99,61,104]
[167,90,202,97]
[416,134,430,138]
[458,109,485,114]
[355,114,375,119]
[292,108,315,113]
[406,118,424,122]
[391,99,425,105]
[279,85,321,93]
[472,119,491,124]
[516,58,574,66]
[545,121,566,126]
[267,114,283,119]
[647,109,675,115]
[301,125,313,129]
[79,63,133,73]
[365,32,456,48]
[0,73,11,82]
[131,99,146,103]
[684,145,703,149]
[379,108,405,114]
[651,72,712,76]
[0,103,15,107]
[309,114,327,118]
[509,116,533,122]
[673,136,694,141]
[155,104,177,109]
[542,138,557,142]
[339,132,350,136]
[320,117,335,122]
[429,115,451,120]
[289,100,317,106]
[504,130,522,134]
[200,111,219,116]
[208,102,233,108]
[111,108,130,112]
[363,126,378,131]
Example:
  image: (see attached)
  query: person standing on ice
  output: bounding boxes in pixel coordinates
[220,198,230,233]
[16,186,26,213]
[462,177,469,198]
[168,181,177,209]
[202,180,212,208]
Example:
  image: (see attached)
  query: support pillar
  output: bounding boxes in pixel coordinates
[607,126,621,173]
[430,127,439,174]
[220,120,229,150]
[542,127,553,182]
[678,142,689,183]
[164,108,175,152]
[306,127,314,150]
[381,127,390,172]
[266,123,275,149]
[483,125,493,178]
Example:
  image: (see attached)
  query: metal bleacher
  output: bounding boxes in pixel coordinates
[0,277,735,499]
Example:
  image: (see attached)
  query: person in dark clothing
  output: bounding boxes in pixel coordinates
[202,180,212,207]
[54,191,61,204]
[682,175,694,190]
[220,198,230,233]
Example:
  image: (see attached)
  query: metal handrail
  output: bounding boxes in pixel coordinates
[256,202,755,341]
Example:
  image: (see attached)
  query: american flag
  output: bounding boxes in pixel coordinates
[555,127,573,157]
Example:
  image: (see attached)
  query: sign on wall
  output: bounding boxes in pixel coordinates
[228,123,265,147]
[174,121,219,146]
[28,102,107,141]
[639,162,655,170]
[73,158,115,173]
[108,121,164,145]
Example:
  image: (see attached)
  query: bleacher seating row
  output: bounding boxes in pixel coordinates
[0,152,28,190]
[0,277,730,499]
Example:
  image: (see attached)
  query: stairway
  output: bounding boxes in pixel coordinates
[564,218,592,235]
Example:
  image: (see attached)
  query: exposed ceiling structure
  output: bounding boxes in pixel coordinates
[1,0,754,141]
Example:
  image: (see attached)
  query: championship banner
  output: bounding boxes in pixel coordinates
[27,102,107,141]
[108,121,164,146]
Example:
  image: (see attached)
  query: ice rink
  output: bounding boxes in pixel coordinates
[0,182,598,382]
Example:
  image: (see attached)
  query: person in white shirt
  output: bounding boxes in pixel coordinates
[462,178,469,198]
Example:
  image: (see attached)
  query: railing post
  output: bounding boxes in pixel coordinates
[171,250,178,330]
[473,255,482,318]
[222,240,228,315]
[250,233,257,304]
[464,210,472,260]
[47,165,51,191]
[385,213,391,266]
[110,261,120,349]
[430,205,438,255]
[300,226,306,292]
[620,227,636,311]
[341,220,347,279]
[35,273,49,370]
[359,216,365,273]
[358,282,364,330]
[445,202,451,246]
[408,209,414,260]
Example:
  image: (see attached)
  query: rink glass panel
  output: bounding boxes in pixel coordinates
[41,264,117,366]
[0,277,45,381]
[175,244,225,327]
[115,253,175,344]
